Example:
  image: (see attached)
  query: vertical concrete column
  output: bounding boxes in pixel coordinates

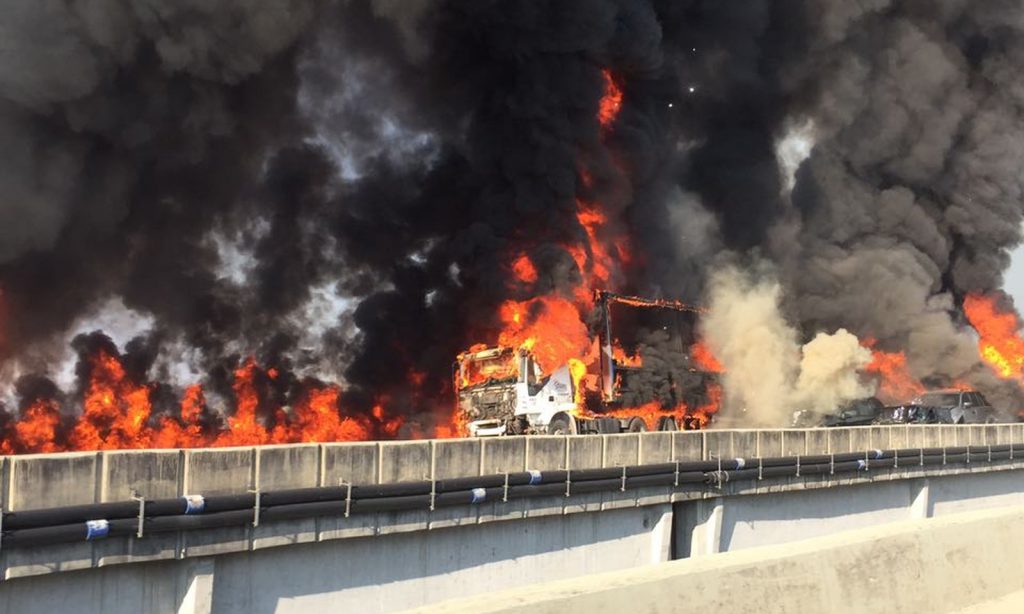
[910,478,931,519]
[648,508,674,564]
[689,498,724,557]
[177,558,215,614]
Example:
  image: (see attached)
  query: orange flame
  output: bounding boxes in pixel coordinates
[0,350,405,453]
[598,70,623,128]
[862,338,925,404]
[511,253,538,284]
[288,386,369,443]
[575,200,614,285]
[497,297,590,374]
[11,399,62,453]
[69,349,155,450]
[964,294,1024,381]
[152,384,209,449]
[612,344,643,368]
[214,358,270,446]
[690,340,724,373]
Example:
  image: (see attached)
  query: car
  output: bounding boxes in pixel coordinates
[791,397,886,428]
[887,389,1003,425]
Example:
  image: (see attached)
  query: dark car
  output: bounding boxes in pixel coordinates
[887,389,1003,424]
[791,397,885,427]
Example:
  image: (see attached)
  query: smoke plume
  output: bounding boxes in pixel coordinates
[701,265,873,425]
[0,0,1023,437]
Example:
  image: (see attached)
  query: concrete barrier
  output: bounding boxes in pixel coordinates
[8,452,99,509]
[321,442,378,485]
[602,434,639,466]
[414,505,1024,614]
[2,431,1024,604]
[1,426,1020,515]
[566,436,601,469]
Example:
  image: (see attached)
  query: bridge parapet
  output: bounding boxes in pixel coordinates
[1,424,1022,581]
[3,425,1022,511]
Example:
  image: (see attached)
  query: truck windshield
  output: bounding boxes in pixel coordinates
[459,353,516,388]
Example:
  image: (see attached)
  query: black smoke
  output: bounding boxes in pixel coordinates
[1,1,1023,428]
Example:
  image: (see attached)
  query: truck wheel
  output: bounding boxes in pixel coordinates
[655,416,678,431]
[548,413,577,436]
[626,417,647,432]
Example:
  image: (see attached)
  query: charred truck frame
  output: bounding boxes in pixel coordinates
[454,291,719,436]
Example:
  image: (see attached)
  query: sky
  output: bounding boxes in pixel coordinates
[1008,242,1024,308]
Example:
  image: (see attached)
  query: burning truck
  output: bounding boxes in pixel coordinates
[454,291,721,436]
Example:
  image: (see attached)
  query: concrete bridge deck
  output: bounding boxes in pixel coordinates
[0,425,1022,613]
[411,505,1024,614]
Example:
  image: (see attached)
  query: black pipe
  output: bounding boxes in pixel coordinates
[26,445,1011,531]
[2,444,1019,549]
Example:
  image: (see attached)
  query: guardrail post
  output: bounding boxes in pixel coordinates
[131,489,146,538]
[250,488,261,527]
[338,478,352,518]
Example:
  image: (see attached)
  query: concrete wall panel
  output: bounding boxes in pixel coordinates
[3,546,188,601]
[184,448,253,495]
[731,431,757,459]
[639,433,673,465]
[254,445,320,548]
[101,450,181,501]
[702,431,730,460]
[526,437,566,470]
[3,543,95,580]
[180,452,254,556]
[805,430,828,455]
[781,430,806,456]
[848,428,871,453]
[827,429,851,454]
[868,426,890,449]
[481,438,527,475]
[906,426,925,448]
[321,442,378,486]
[995,425,1014,445]
[602,434,640,467]
[210,506,668,614]
[889,426,909,449]
[256,445,319,491]
[421,507,1024,614]
[929,470,1024,516]
[756,430,783,457]
[672,432,702,461]
[432,439,482,480]
[718,480,914,552]
[379,442,431,483]
[8,453,99,510]
[94,533,178,568]
[566,436,601,470]
[934,426,956,447]
[920,426,942,448]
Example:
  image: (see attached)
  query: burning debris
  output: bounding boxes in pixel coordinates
[1,2,1024,451]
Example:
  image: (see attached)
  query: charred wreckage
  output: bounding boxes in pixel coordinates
[454,292,719,436]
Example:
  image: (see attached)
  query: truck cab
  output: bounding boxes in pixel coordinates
[454,347,577,436]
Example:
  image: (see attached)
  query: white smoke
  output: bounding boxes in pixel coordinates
[700,264,874,426]
[794,329,873,413]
